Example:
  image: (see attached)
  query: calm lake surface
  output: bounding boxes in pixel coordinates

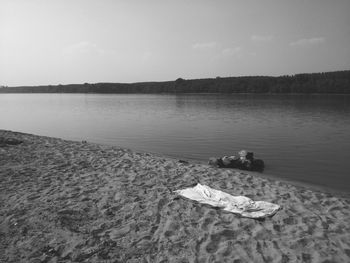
[1,93,350,193]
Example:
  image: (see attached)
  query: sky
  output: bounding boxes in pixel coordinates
[1,0,350,86]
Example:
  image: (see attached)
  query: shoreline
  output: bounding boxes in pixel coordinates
[1,129,350,262]
[98,141,350,199]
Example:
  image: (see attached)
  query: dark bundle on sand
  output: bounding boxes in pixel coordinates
[209,150,265,172]
[0,137,23,147]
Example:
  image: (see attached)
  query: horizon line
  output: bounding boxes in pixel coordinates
[2,69,349,88]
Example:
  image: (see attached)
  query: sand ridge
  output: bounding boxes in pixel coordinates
[0,130,350,262]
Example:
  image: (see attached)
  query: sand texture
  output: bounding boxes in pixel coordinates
[1,130,350,263]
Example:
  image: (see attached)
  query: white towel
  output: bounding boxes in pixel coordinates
[175,183,281,218]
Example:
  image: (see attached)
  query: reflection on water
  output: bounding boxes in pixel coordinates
[1,93,350,192]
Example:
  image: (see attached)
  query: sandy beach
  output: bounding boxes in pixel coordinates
[1,130,350,263]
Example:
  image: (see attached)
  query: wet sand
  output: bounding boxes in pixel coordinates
[1,130,350,262]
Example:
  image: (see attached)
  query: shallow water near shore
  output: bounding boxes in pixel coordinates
[1,93,350,192]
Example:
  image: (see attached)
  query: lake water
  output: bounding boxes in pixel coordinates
[1,93,350,193]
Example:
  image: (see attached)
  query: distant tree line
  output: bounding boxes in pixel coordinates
[1,70,350,94]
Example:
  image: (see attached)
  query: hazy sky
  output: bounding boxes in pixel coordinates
[1,0,350,86]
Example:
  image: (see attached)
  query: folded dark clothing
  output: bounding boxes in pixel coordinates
[0,137,23,146]
[210,152,265,172]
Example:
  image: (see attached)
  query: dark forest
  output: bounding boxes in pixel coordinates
[1,70,349,94]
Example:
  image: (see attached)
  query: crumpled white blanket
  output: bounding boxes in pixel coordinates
[175,183,281,218]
